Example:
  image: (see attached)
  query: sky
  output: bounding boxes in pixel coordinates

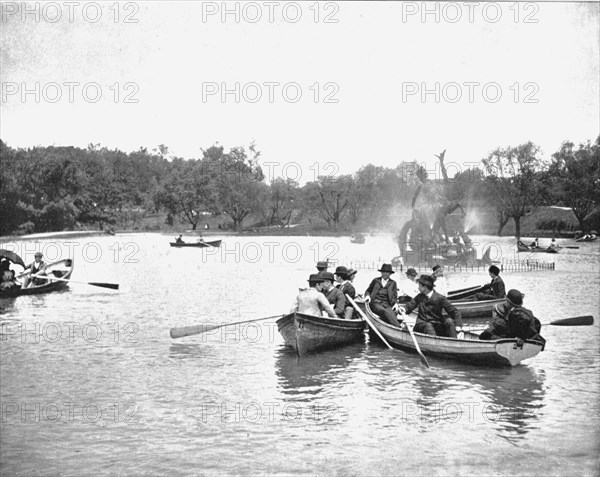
[1,1,599,184]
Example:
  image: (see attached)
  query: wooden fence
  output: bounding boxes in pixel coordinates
[326,257,555,273]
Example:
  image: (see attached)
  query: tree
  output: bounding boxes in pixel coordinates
[263,177,298,227]
[302,175,353,230]
[481,142,545,238]
[547,138,600,232]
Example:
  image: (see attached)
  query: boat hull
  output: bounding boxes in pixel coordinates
[277,312,366,355]
[450,298,505,319]
[170,240,221,248]
[365,304,543,367]
[0,259,74,298]
[517,244,559,253]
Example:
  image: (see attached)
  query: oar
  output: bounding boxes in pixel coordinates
[170,314,282,339]
[565,246,580,249]
[29,273,119,290]
[448,284,483,296]
[398,309,431,369]
[346,295,394,350]
[465,315,594,332]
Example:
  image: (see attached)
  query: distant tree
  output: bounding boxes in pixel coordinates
[547,138,600,232]
[481,142,546,238]
[263,177,298,227]
[302,175,353,230]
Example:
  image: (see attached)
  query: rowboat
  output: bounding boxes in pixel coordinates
[575,234,598,242]
[170,239,221,248]
[350,234,366,244]
[517,243,559,253]
[364,303,544,367]
[450,297,505,319]
[277,312,366,355]
[448,285,487,301]
[0,258,74,298]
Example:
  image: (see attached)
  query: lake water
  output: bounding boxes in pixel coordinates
[1,234,599,476]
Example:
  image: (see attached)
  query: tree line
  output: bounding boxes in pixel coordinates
[0,137,598,237]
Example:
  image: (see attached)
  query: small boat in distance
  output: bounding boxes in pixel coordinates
[170,239,222,248]
[277,312,366,356]
[350,233,366,244]
[364,303,544,367]
[0,258,74,298]
[517,243,560,253]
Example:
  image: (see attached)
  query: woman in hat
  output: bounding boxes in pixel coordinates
[290,274,337,318]
[364,264,402,327]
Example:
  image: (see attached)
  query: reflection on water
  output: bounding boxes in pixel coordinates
[0,234,598,476]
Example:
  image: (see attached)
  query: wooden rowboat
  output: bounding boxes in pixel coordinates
[517,243,559,253]
[277,312,366,356]
[450,297,505,319]
[170,239,221,248]
[364,303,544,367]
[0,259,74,298]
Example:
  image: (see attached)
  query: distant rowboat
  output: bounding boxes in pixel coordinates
[277,312,366,356]
[170,239,222,248]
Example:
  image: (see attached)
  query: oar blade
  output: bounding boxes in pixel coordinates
[550,315,594,326]
[170,323,217,339]
[89,282,120,290]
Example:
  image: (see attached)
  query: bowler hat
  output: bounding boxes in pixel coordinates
[348,268,357,278]
[308,274,324,284]
[35,252,43,257]
[489,265,500,275]
[432,264,442,272]
[316,261,328,269]
[378,263,395,274]
[507,289,524,306]
[405,268,417,277]
[320,272,335,282]
[335,266,349,277]
[417,275,435,289]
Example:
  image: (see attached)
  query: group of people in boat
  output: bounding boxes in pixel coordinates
[0,252,47,291]
[291,260,544,344]
[290,262,359,320]
[517,237,559,250]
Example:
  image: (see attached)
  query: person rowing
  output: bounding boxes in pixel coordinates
[399,275,463,338]
[464,265,506,301]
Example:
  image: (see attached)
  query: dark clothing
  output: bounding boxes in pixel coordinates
[337,281,358,319]
[25,260,46,286]
[488,276,506,298]
[325,287,346,318]
[338,281,356,300]
[506,306,546,345]
[365,277,400,326]
[405,291,462,337]
[365,278,397,306]
[478,302,510,340]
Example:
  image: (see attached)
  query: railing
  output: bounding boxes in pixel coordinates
[325,257,555,273]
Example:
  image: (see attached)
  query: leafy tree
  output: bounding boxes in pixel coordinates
[481,142,545,238]
[546,138,600,232]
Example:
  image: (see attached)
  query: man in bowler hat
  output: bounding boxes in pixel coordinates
[399,274,463,338]
[364,263,401,326]
[335,266,357,319]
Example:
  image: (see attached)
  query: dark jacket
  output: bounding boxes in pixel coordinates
[365,277,397,306]
[506,306,545,344]
[489,276,506,298]
[325,287,346,317]
[337,281,356,300]
[405,291,463,328]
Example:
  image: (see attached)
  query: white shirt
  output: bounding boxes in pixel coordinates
[399,278,419,298]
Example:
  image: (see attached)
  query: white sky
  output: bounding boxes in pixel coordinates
[1,1,598,183]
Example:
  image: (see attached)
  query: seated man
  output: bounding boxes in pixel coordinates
[478,301,510,340]
[290,274,337,318]
[400,275,463,338]
[321,272,346,318]
[467,265,506,301]
[364,263,402,327]
[398,267,419,304]
[22,252,46,288]
[175,235,184,244]
[505,289,546,346]
[334,266,357,319]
